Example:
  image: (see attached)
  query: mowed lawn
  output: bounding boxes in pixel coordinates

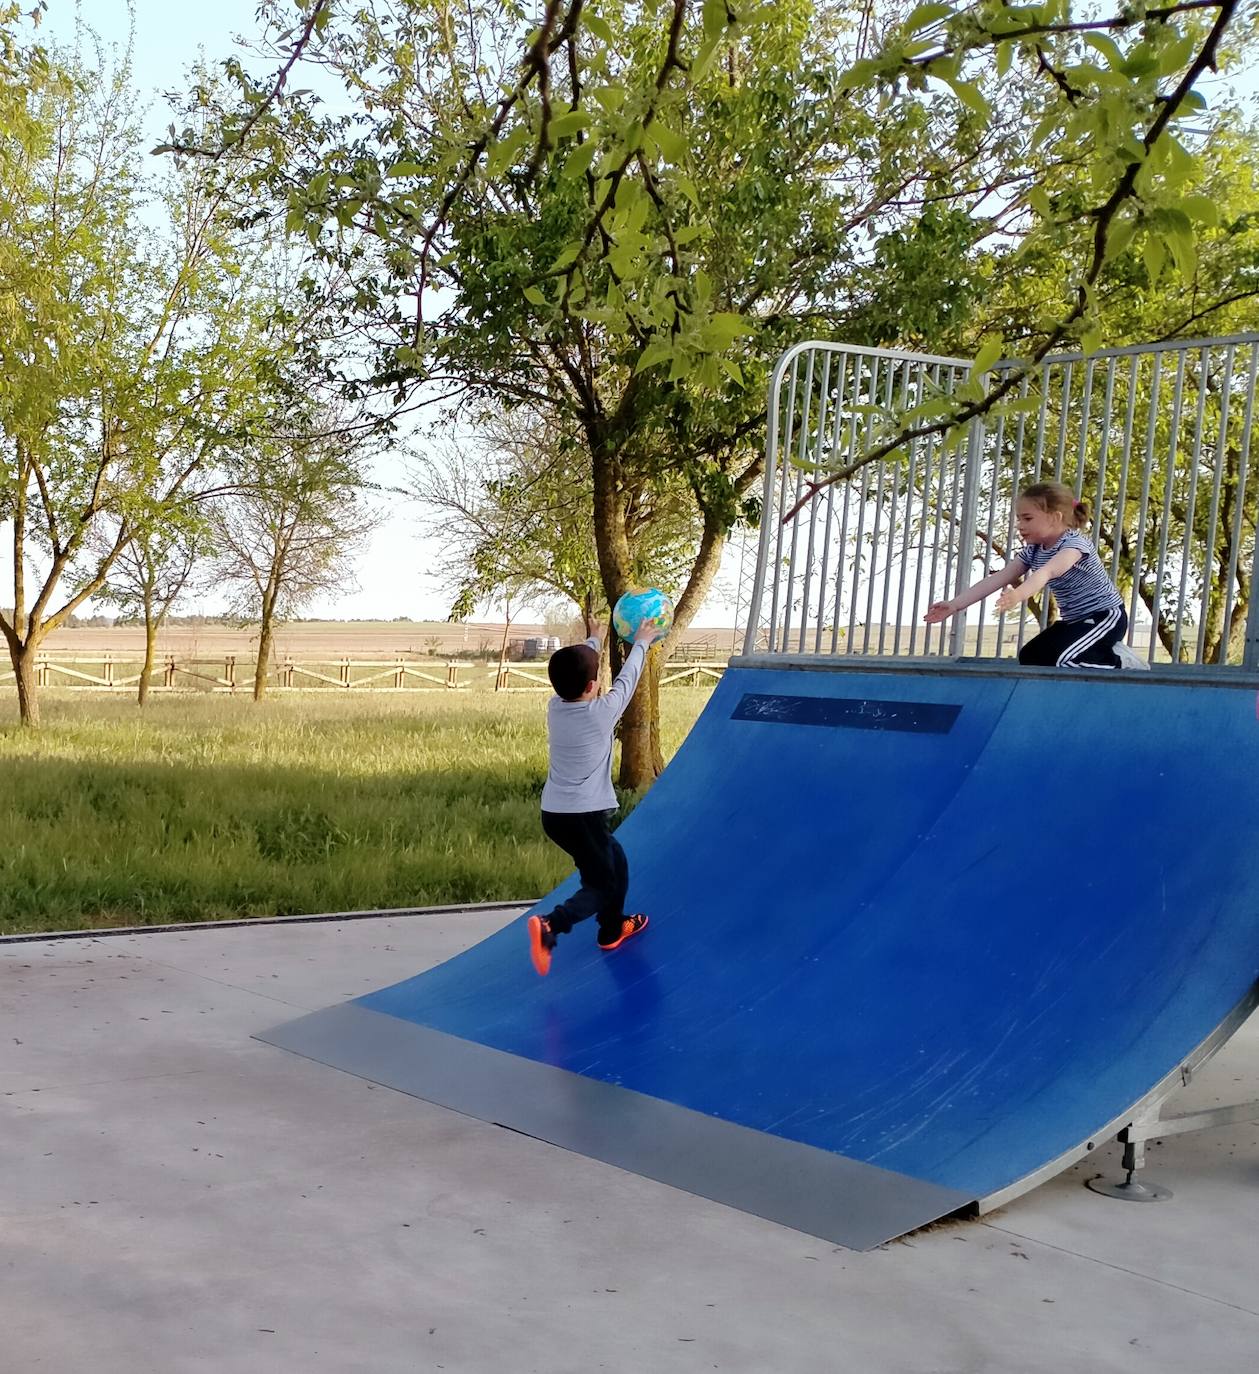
[0,688,713,934]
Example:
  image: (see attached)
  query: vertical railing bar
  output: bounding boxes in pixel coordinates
[908,362,942,656]
[831,355,865,654]
[976,406,1006,655]
[1073,358,1095,500]
[949,415,985,657]
[1173,347,1211,664]
[1196,344,1236,663]
[1093,357,1117,572]
[1149,350,1187,665]
[780,350,817,652]
[1109,355,1141,585]
[940,374,969,655]
[1127,351,1163,647]
[1008,371,1032,657]
[898,361,927,655]
[924,367,958,655]
[1028,358,1056,635]
[861,457,886,655]
[1220,343,1258,663]
[797,351,832,653]
[881,361,913,654]
[846,357,880,648]
[765,353,802,651]
[864,360,897,652]
[1031,359,1051,482]
[1053,359,1075,481]
[813,354,848,654]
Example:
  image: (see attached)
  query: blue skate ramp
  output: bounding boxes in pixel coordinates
[260,662,1259,1249]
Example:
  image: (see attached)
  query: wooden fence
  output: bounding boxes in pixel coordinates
[0,654,731,694]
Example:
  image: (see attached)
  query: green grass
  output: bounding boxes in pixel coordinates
[0,688,713,934]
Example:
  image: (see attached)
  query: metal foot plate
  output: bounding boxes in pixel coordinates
[1086,1176,1174,1202]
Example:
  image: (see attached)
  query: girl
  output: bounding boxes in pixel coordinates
[925,481,1127,668]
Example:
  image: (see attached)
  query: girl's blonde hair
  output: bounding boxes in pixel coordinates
[1020,481,1090,530]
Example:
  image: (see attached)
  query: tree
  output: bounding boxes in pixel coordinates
[174,0,1255,773]
[410,402,699,632]
[175,0,1019,782]
[0,32,300,724]
[211,419,379,699]
[95,508,213,705]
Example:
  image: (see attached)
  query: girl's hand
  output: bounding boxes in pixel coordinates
[995,588,1022,614]
[923,601,954,624]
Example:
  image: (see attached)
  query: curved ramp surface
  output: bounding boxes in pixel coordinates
[260,663,1259,1248]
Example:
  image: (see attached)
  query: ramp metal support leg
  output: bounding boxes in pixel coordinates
[1086,1093,1259,1202]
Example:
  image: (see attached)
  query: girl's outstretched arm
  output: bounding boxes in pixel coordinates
[925,561,1023,623]
[994,548,1082,613]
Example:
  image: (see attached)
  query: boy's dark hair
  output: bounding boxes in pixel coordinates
[548,642,599,701]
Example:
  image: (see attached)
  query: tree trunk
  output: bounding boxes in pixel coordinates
[616,643,664,789]
[495,611,511,690]
[254,612,274,701]
[614,510,728,791]
[11,639,41,727]
[138,600,158,708]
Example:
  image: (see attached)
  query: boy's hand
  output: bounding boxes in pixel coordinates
[923,601,954,624]
[633,620,665,646]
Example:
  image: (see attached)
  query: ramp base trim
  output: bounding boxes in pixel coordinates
[257,1002,973,1251]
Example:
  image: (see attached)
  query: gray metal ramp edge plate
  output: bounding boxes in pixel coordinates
[257,1002,972,1251]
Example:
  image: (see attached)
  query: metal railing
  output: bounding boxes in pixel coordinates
[744,336,1259,669]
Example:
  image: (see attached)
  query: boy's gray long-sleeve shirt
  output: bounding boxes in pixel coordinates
[541,636,648,813]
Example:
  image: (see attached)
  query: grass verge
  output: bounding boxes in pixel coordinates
[0,689,712,934]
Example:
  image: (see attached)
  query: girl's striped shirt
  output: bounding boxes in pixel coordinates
[1015,531,1123,621]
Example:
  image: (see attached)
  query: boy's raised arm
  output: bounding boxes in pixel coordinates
[595,623,661,723]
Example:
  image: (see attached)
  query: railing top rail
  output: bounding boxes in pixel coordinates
[774,333,1259,384]
[769,340,971,391]
[993,331,1259,369]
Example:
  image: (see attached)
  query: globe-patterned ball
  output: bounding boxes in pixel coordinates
[612,587,675,643]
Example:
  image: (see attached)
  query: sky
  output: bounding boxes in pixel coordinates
[23,2,1259,626]
[48,0,469,622]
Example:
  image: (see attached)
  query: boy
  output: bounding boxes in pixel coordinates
[527,620,661,976]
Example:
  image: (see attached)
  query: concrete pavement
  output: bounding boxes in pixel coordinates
[3,909,1257,1373]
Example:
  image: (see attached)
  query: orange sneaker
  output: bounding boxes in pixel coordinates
[527,915,556,976]
[597,913,649,951]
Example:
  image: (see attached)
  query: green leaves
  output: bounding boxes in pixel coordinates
[971,335,1004,378]
[634,339,673,374]
[903,3,953,33]
[549,110,592,142]
[486,125,530,174]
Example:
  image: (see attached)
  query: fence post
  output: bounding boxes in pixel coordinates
[447,661,458,689]
[36,655,48,688]
[164,656,175,687]
[226,655,235,690]
[103,653,114,687]
[395,659,405,689]
[283,657,294,688]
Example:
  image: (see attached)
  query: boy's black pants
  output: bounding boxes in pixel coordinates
[540,809,628,943]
